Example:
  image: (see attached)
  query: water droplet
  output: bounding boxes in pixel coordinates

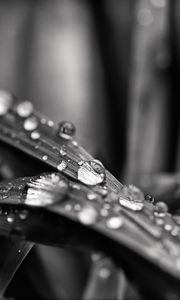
[41,118,46,124]
[171,226,180,237]
[47,120,54,127]
[19,210,28,220]
[78,206,97,225]
[31,131,40,140]
[74,204,81,211]
[99,268,111,279]
[155,201,168,214]
[137,8,154,26]
[106,216,124,229]
[164,224,173,231]
[57,160,67,171]
[87,193,98,201]
[119,198,144,211]
[72,140,78,147]
[78,161,105,186]
[58,121,76,139]
[7,214,14,223]
[24,116,38,131]
[16,101,33,118]
[100,208,109,217]
[0,90,14,115]
[59,146,67,156]
[144,194,154,203]
[64,204,72,211]
[42,155,48,161]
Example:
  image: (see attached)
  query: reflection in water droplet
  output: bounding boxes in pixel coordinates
[119,198,144,211]
[78,161,105,186]
[24,117,38,131]
[42,155,48,161]
[78,206,97,225]
[90,160,105,174]
[106,216,124,229]
[16,101,33,118]
[57,160,67,171]
[58,121,76,139]
[31,131,40,140]
[0,90,14,115]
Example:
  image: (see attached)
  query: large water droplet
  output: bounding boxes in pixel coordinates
[77,160,105,186]
[58,121,76,139]
[119,198,144,211]
[0,90,14,115]
[57,160,67,171]
[16,101,33,118]
[24,116,38,131]
[78,206,97,225]
[106,216,124,229]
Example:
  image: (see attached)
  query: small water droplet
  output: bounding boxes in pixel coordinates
[59,146,67,156]
[78,206,97,225]
[99,268,111,279]
[57,160,67,171]
[42,155,48,161]
[16,101,33,118]
[7,214,14,223]
[71,140,78,147]
[58,121,76,139]
[106,216,124,230]
[155,201,168,214]
[78,161,105,186]
[87,193,98,201]
[74,204,81,211]
[47,120,54,127]
[19,210,28,220]
[31,131,40,140]
[0,90,14,115]
[164,224,173,231]
[64,204,72,211]
[24,116,38,131]
[41,118,46,124]
[100,208,109,217]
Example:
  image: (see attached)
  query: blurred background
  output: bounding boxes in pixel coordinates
[0,0,180,298]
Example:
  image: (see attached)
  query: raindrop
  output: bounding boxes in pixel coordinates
[57,160,67,171]
[78,206,97,225]
[74,204,81,211]
[58,121,76,139]
[24,116,38,131]
[78,161,105,186]
[16,101,33,118]
[0,90,14,115]
[31,131,40,140]
[164,224,173,232]
[106,216,124,230]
